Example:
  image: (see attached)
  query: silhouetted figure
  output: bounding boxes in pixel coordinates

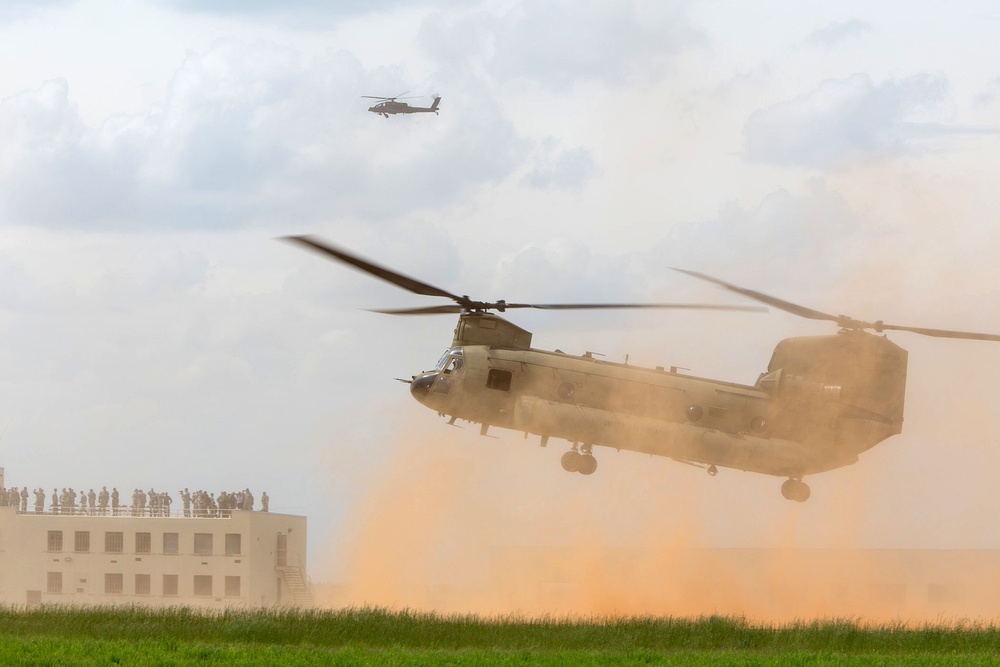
[260,491,269,512]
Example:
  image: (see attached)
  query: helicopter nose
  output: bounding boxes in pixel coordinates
[410,372,436,401]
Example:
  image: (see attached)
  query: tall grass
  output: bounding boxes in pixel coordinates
[1,605,998,655]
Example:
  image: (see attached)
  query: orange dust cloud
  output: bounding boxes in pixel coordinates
[318,407,1000,624]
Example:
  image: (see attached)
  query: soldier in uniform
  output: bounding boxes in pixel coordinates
[88,489,96,514]
[181,488,191,518]
[260,491,269,512]
[52,488,60,515]
[98,486,109,515]
[19,487,28,513]
[111,487,120,516]
[34,488,45,513]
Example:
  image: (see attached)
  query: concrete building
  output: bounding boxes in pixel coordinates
[0,500,311,608]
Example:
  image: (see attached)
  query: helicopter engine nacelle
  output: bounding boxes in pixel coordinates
[756,369,842,402]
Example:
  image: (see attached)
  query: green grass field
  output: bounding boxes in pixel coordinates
[2,606,1000,665]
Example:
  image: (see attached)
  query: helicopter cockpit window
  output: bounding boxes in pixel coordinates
[435,351,451,371]
[435,348,464,372]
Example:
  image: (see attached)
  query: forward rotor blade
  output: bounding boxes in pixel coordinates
[281,235,465,302]
[505,302,767,312]
[361,96,390,100]
[673,269,838,322]
[368,305,465,315]
[879,323,1000,342]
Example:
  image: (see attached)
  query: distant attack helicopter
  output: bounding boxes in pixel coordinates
[363,92,441,118]
[285,235,1000,501]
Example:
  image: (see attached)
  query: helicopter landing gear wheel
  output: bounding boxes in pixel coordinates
[577,455,598,475]
[781,478,811,502]
[561,451,581,473]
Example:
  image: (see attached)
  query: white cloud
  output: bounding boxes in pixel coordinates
[744,72,949,167]
[0,40,535,230]
[521,144,599,192]
[490,0,705,88]
[805,19,871,49]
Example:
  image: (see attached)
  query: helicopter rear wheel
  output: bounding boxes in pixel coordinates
[780,478,810,502]
[561,451,581,473]
[577,454,598,475]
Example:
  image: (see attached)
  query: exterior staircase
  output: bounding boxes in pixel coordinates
[276,548,314,607]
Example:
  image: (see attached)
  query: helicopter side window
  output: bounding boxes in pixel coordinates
[443,357,463,375]
[486,369,512,392]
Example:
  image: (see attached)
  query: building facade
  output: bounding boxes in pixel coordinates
[0,505,311,608]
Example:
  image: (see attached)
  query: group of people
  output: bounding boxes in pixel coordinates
[181,488,269,517]
[0,485,270,516]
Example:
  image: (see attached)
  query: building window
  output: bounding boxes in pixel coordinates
[193,575,212,597]
[105,573,123,595]
[135,574,151,596]
[225,576,241,597]
[135,532,151,554]
[486,368,512,391]
[163,532,179,555]
[194,533,213,556]
[47,531,63,552]
[225,533,242,556]
[47,572,62,594]
[105,532,123,553]
[74,531,90,553]
[162,574,178,596]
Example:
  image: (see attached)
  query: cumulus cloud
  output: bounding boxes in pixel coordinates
[805,19,871,49]
[0,0,72,22]
[743,72,949,167]
[651,182,862,291]
[490,0,705,88]
[0,40,533,230]
[158,0,409,25]
[521,143,599,192]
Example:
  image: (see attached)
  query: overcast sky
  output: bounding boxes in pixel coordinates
[3,0,1000,589]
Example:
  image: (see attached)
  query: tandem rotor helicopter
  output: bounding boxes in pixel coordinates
[285,235,1000,502]
[363,92,441,118]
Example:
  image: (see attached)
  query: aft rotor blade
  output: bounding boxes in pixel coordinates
[673,269,838,322]
[505,302,767,312]
[361,96,391,100]
[677,268,1000,341]
[282,235,465,302]
[879,323,1000,342]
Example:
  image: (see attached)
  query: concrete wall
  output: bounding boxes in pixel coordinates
[0,507,307,607]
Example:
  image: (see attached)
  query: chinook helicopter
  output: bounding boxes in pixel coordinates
[363,92,441,118]
[285,235,1000,501]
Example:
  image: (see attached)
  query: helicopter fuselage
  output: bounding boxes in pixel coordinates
[408,313,907,482]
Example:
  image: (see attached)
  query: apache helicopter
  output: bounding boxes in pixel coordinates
[363,92,441,118]
[285,235,1000,501]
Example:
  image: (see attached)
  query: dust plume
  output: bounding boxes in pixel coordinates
[318,405,1000,623]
